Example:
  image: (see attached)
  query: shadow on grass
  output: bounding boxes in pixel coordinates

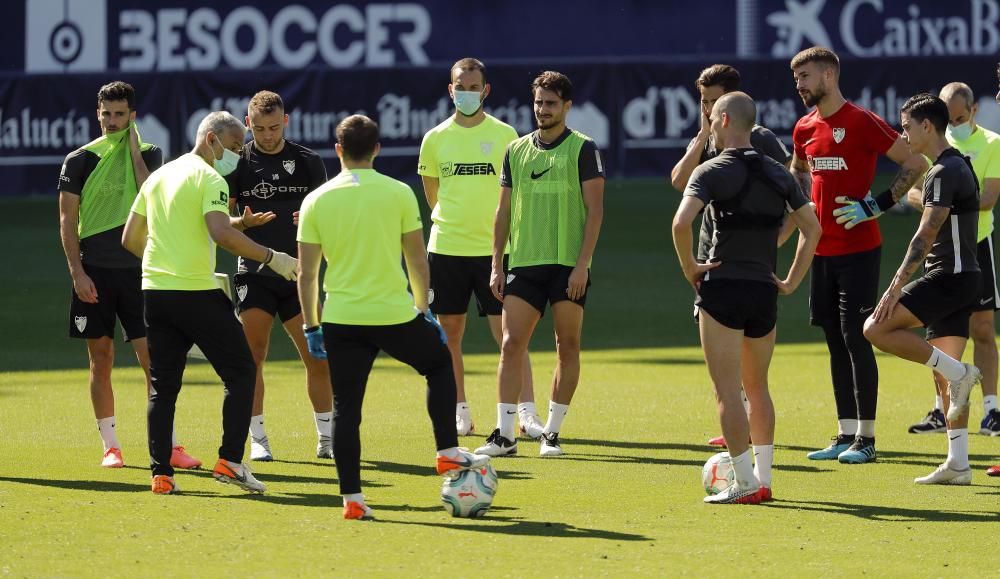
[0,476,149,493]
[375,513,652,541]
[765,499,1000,523]
[611,357,704,366]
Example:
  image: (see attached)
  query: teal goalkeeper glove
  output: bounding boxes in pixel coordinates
[832,193,884,230]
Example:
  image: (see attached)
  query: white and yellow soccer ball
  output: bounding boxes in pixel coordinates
[441,464,498,517]
[702,452,735,495]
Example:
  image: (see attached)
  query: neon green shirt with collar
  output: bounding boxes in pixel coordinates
[947,126,1000,241]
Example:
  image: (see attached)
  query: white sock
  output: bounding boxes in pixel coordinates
[945,428,969,470]
[314,411,333,438]
[544,401,569,434]
[730,449,758,490]
[437,447,459,458]
[171,428,178,447]
[925,347,966,382]
[497,403,517,440]
[857,420,875,438]
[249,415,266,440]
[517,402,537,421]
[741,389,750,413]
[837,419,858,437]
[934,393,944,411]
[456,402,470,414]
[343,492,364,505]
[97,416,120,451]
[984,395,998,414]
[752,444,774,487]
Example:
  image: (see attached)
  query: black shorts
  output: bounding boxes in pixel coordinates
[809,247,881,326]
[695,279,777,338]
[972,237,999,312]
[428,253,504,317]
[233,273,301,322]
[68,264,145,341]
[504,264,591,315]
[900,270,981,340]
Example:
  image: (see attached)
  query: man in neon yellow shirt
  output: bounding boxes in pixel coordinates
[476,71,605,458]
[905,82,1000,437]
[122,111,297,495]
[297,114,490,520]
[418,57,541,439]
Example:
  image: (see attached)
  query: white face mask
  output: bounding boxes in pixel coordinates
[211,137,240,176]
[946,121,973,142]
[453,90,483,116]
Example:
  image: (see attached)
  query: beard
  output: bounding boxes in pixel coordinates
[801,84,827,108]
[536,116,557,130]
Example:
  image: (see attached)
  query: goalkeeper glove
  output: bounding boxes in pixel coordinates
[832,191,891,230]
[304,325,327,359]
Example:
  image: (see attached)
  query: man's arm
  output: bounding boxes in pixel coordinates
[669,121,710,192]
[297,241,323,328]
[871,205,949,323]
[401,229,430,312]
[672,196,718,288]
[980,178,1000,211]
[121,210,148,258]
[882,138,929,204]
[421,176,440,209]
[490,186,513,301]
[567,177,605,300]
[788,152,812,202]
[128,123,152,188]
[58,191,98,303]
[777,202,815,247]
[205,211,272,261]
[775,204,822,294]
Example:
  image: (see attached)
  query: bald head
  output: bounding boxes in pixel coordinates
[715,92,756,132]
[940,82,975,110]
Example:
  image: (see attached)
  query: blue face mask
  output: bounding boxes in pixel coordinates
[453,90,483,116]
[211,137,240,176]
[946,121,973,142]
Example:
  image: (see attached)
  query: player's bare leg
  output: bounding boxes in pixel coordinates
[537,301,586,456]
[916,335,974,484]
[87,337,122,467]
[438,313,477,435]
[241,308,274,461]
[488,314,540,437]
[282,314,335,458]
[740,329,776,500]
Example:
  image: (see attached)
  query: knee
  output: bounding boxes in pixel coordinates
[861,317,881,346]
[88,342,115,376]
[555,335,581,361]
[501,333,529,359]
[970,316,996,346]
[438,316,465,342]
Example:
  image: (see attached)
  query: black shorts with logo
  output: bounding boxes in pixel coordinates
[504,264,591,315]
[900,270,981,340]
[809,246,881,327]
[68,264,145,341]
[428,253,504,317]
[972,237,999,312]
[695,279,778,338]
[233,272,301,322]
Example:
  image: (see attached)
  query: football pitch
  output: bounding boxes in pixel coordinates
[2,178,998,576]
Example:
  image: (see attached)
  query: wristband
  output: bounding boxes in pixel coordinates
[873,189,895,212]
[263,248,273,264]
[303,324,320,333]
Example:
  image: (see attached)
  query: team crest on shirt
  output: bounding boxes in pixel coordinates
[282,160,295,175]
[506,274,515,284]
[236,285,248,302]
[832,128,846,143]
[74,316,87,333]
[440,162,454,177]
[480,142,493,155]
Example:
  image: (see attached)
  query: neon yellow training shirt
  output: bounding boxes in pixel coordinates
[297,168,423,325]
[131,153,231,291]
[947,126,1000,241]
[417,114,518,256]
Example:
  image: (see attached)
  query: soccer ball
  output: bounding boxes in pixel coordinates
[441,464,498,517]
[702,452,735,495]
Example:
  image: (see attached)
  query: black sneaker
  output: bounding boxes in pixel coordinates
[473,428,518,457]
[980,408,1000,436]
[908,408,947,434]
[838,436,877,464]
[539,432,563,457]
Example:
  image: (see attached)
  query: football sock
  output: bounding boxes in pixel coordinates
[837,419,858,437]
[945,428,969,470]
[97,416,120,452]
[857,420,875,438]
[925,347,965,382]
[437,447,459,459]
[171,428,178,447]
[343,493,364,506]
[544,401,569,434]
[497,403,517,440]
[314,411,333,439]
[984,395,998,414]
[249,415,267,440]
[741,389,750,413]
[934,394,944,412]
[517,401,537,421]
[456,402,470,414]
[730,449,758,489]
[752,444,774,487]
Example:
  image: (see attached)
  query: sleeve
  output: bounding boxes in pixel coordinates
[784,174,810,211]
[861,109,899,155]
[401,185,423,233]
[499,146,513,188]
[297,195,320,244]
[306,152,328,190]
[752,127,792,165]
[203,173,231,215]
[923,165,955,209]
[58,150,88,195]
[792,120,806,160]
[417,131,438,177]
[578,139,605,182]
[142,146,164,171]
[130,183,147,216]
[683,164,713,205]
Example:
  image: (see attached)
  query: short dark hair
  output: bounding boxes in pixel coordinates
[696,65,741,92]
[531,71,573,102]
[249,91,284,116]
[336,114,379,160]
[790,46,840,74]
[451,57,487,84]
[97,81,135,110]
[901,93,949,134]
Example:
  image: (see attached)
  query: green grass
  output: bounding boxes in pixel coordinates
[2,180,999,576]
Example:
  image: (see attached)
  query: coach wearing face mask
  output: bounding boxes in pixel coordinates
[122,111,297,495]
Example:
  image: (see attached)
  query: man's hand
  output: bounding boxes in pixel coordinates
[422,310,448,344]
[772,273,797,295]
[292,211,300,226]
[72,271,98,303]
[128,122,140,151]
[682,261,720,290]
[489,266,505,302]
[304,326,326,359]
[240,205,277,229]
[261,249,298,280]
[566,266,589,301]
[833,193,883,230]
[872,283,903,324]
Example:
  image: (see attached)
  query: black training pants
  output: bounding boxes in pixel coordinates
[144,289,256,477]
[323,315,457,495]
